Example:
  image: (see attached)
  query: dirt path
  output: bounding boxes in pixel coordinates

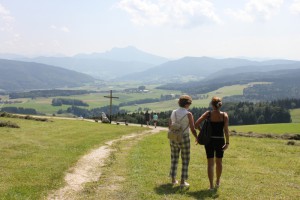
[47,126,166,200]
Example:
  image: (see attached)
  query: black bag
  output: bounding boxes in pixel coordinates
[197,112,212,145]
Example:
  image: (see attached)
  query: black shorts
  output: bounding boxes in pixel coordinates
[205,139,225,158]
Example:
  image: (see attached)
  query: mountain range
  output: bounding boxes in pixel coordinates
[119,57,300,83]
[1,46,300,92]
[5,46,169,80]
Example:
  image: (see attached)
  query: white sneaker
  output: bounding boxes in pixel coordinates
[180,182,190,187]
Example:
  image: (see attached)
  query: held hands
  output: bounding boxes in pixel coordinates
[195,136,199,145]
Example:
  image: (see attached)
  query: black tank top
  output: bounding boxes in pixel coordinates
[210,112,225,138]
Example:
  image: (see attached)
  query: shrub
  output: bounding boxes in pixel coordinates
[0,120,20,128]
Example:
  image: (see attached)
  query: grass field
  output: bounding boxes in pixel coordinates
[2,82,267,114]
[121,83,257,112]
[80,131,300,199]
[0,117,145,199]
[230,123,300,134]
[2,88,182,115]
[291,108,300,123]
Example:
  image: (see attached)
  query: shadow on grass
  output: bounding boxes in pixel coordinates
[154,183,219,199]
[188,189,219,199]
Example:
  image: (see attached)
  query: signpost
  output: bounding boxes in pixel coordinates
[104,90,119,123]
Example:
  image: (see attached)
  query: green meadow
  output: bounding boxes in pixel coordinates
[120,83,256,112]
[2,82,266,114]
[2,88,181,115]
[230,123,300,134]
[291,108,300,123]
[80,131,300,200]
[1,117,299,199]
[0,117,145,199]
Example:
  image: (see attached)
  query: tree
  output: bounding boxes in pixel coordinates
[138,86,146,91]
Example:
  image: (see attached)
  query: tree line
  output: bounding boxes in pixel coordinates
[1,99,298,126]
[116,100,295,126]
[9,89,94,99]
[52,98,89,107]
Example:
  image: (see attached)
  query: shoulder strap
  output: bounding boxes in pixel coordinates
[207,111,211,120]
[179,113,188,122]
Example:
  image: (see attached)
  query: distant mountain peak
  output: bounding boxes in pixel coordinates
[74,46,168,65]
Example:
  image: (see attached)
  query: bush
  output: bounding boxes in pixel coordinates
[0,120,20,128]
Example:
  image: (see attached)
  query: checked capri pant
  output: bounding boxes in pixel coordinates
[169,134,190,180]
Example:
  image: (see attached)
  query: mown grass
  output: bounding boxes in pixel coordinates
[230,123,300,134]
[3,82,266,114]
[3,87,182,114]
[83,132,300,199]
[0,117,145,199]
[291,109,300,123]
[121,83,264,112]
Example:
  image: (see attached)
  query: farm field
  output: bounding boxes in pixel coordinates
[2,87,182,115]
[80,131,300,200]
[120,83,256,112]
[2,82,264,115]
[0,117,145,199]
[230,123,300,134]
[291,108,300,123]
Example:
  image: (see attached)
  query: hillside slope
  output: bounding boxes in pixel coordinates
[119,57,299,82]
[158,67,300,95]
[0,59,95,91]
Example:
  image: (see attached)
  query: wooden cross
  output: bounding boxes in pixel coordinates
[104,90,119,123]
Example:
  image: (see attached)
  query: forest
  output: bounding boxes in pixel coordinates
[9,90,94,99]
[52,98,89,107]
[64,99,298,126]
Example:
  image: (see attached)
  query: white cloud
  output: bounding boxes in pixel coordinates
[118,0,221,27]
[50,25,70,33]
[226,0,284,22]
[0,3,14,31]
[0,3,10,15]
[61,26,70,33]
[50,25,57,29]
[290,0,300,14]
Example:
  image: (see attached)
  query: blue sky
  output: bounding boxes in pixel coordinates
[0,0,299,60]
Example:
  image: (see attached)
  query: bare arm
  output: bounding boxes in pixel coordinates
[194,111,210,130]
[187,112,197,139]
[223,112,230,150]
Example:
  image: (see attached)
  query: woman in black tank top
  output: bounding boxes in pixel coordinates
[195,97,230,190]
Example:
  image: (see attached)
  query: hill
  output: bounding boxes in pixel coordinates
[119,57,299,82]
[158,66,300,96]
[0,59,95,91]
[13,46,169,80]
[207,62,300,80]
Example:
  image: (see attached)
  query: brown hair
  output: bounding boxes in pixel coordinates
[178,95,192,107]
[211,96,222,109]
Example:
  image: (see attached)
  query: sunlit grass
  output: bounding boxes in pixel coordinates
[291,109,300,123]
[0,117,145,199]
[230,123,300,134]
[82,132,300,199]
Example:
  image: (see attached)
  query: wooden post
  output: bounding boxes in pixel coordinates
[104,90,119,124]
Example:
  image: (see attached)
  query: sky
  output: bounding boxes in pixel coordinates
[0,0,300,60]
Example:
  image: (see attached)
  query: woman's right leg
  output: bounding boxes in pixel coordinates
[170,142,180,183]
[180,135,190,185]
[215,158,222,186]
[207,158,215,189]
[205,143,215,189]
